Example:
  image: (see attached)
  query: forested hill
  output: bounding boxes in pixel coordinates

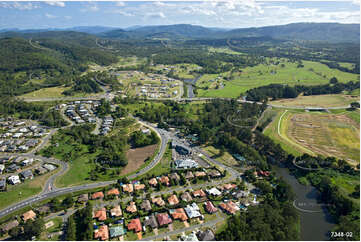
[98,22,360,43]
[225,22,360,43]
[0,33,117,73]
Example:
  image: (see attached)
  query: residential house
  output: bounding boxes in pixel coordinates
[93,208,107,221]
[156,213,172,226]
[0,220,19,233]
[233,190,249,199]
[20,170,34,180]
[181,192,193,202]
[148,178,158,187]
[168,194,179,205]
[43,163,56,171]
[208,170,221,178]
[77,194,89,203]
[0,164,5,174]
[8,175,21,185]
[184,203,202,219]
[197,229,215,241]
[109,225,126,238]
[91,191,104,200]
[110,205,122,217]
[219,201,240,215]
[185,171,194,179]
[192,189,206,198]
[21,159,33,166]
[126,202,137,213]
[94,225,109,241]
[195,171,206,177]
[134,183,145,191]
[122,184,134,193]
[0,179,6,191]
[159,176,170,186]
[170,208,188,221]
[140,200,152,212]
[143,215,158,229]
[127,218,142,233]
[169,173,180,182]
[152,197,165,207]
[35,166,47,175]
[223,183,237,190]
[22,210,36,222]
[107,188,120,196]
[180,231,199,241]
[204,201,218,214]
[7,164,20,173]
[206,187,222,196]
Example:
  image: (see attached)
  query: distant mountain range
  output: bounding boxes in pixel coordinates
[0,23,359,43]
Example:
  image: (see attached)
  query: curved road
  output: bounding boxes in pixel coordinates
[0,117,168,219]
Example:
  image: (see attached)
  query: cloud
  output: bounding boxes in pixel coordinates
[64,15,72,20]
[115,2,125,7]
[113,10,134,17]
[146,12,166,19]
[0,2,39,10]
[81,3,99,13]
[45,1,65,8]
[45,13,57,19]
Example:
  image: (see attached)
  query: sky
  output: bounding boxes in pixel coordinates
[0,0,359,30]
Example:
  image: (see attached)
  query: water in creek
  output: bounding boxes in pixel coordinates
[273,165,336,241]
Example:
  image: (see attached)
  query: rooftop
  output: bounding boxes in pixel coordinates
[94,225,109,241]
[157,213,172,226]
[127,218,142,233]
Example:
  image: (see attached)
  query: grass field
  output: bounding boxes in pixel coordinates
[0,170,58,210]
[196,57,359,98]
[270,94,359,108]
[264,108,360,164]
[19,86,105,99]
[202,146,239,167]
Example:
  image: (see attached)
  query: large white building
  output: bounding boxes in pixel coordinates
[174,159,198,169]
[8,175,21,185]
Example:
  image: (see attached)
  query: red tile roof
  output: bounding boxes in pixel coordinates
[127,218,142,233]
[205,201,218,214]
[156,213,172,226]
[168,194,179,205]
[193,189,206,197]
[93,208,107,221]
[94,225,109,241]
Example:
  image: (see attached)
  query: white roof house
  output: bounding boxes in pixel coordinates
[12,133,23,138]
[8,175,21,185]
[184,203,202,219]
[43,164,56,171]
[206,187,222,196]
[0,164,4,174]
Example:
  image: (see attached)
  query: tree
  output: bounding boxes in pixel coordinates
[330,77,338,84]
[22,218,45,240]
[62,195,74,209]
[65,215,76,241]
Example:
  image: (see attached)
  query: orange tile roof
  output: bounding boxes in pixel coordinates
[94,225,109,241]
[127,218,142,233]
[193,189,206,197]
[149,178,158,186]
[91,191,104,200]
[223,183,237,190]
[152,197,165,206]
[107,188,120,196]
[195,171,206,177]
[134,184,145,190]
[122,184,134,193]
[93,208,107,221]
[168,194,179,205]
[170,208,188,221]
[219,201,239,214]
[160,176,170,186]
[126,202,137,213]
[22,210,36,222]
